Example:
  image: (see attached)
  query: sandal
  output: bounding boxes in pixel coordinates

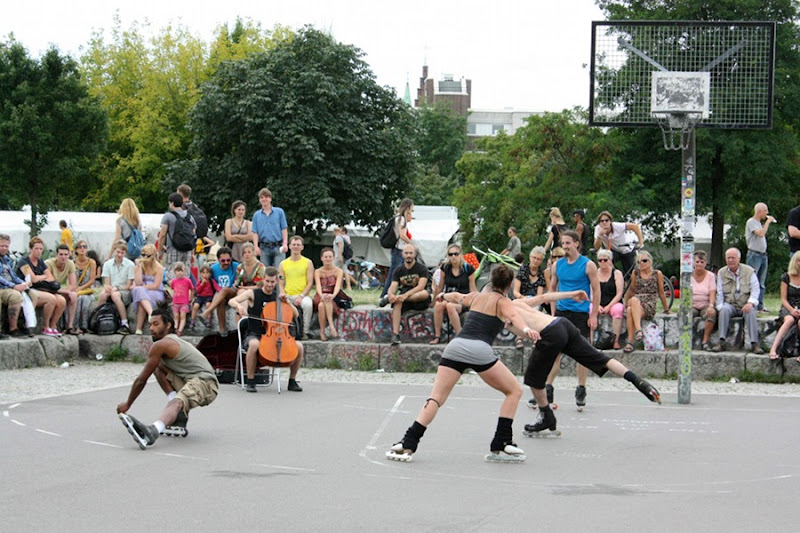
[515,338,524,350]
[429,335,443,345]
[623,342,635,353]
[633,329,644,342]
[65,328,76,335]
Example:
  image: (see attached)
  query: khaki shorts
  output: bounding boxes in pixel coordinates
[0,288,22,306]
[165,369,219,413]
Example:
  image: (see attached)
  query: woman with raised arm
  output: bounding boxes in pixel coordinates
[593,210,644,276]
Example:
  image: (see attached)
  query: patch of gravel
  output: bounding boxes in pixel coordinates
[2,361,800,405]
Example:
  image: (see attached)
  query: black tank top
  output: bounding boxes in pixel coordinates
[442,262,473,294]
[458,309,505,345]
[247,289,277,336]
[599,268,617,306]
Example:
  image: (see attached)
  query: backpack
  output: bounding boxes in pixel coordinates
[379,217,399,249]
[88,302,120,335]
[170,210,196,252]
[780,326,800,358]
[342,239,354,261]
[124,220,146,259]
[186,202,209,240]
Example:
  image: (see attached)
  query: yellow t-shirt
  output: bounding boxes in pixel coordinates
[60,228,74,252]
[280,256,312,296]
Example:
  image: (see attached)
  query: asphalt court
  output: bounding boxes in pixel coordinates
[2,380,799,532]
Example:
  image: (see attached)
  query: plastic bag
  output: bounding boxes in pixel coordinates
[643,322,664,351]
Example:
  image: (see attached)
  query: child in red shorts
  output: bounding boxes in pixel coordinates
[170,262,194,335]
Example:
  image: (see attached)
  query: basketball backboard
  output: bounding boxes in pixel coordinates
[589,21,776,129]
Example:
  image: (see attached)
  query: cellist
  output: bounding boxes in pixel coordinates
[229,266,304,393]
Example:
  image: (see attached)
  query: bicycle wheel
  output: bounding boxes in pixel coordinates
[662,276,675,311]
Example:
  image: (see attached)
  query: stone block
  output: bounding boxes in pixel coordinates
[496,347,527,375]
[38,335,80,364]
[0,338,47,369]
[339,309,376,342]
[302,341,334,369]
[616,350,667,379]
[81,335,123,360]
[782,357,800,379]
[744,354,784,378]
[382,344,441,372]
[329,343,381,371]
[667,351,745,380]
[120,335,155,359]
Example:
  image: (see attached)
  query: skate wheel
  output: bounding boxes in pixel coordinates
[551,403,558,410]
[576,406,584,412]
[385,451,413,462]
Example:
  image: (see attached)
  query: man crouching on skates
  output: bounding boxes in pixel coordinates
[511,297,661,438]
[117,302,219,449]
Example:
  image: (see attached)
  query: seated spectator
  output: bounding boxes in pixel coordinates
[593,248,625,349]
[170,262,194,336]
[45,245,79,334]
[430,244,477,345]
[98,241,135,334]
[513,246,547,302]
[200,246,239,335]
[131,244,165,335]
[769,251,800,359]
[16,237,67,337]
[623,251,670,353]
[278,236,314,340]
[0,233,27,338]
[234,243,266,296]
[313,247,344,341]
[228,266,304,393]
[192,264,220,330]
[712,248,762,353]
[386,244,431,346]
[72,240,97,334]
[87,249,103,282]
[691,251,717,351]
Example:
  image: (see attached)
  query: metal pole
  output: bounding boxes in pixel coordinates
[677,128,696,404]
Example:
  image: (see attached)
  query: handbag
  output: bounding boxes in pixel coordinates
[642,322,665,351]
[32,280,61,293]
[333,291,353,310]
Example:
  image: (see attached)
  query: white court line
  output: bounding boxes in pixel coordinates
[255,464,316,472]
[3,411,8,417]
[11,419,25,426]
[9,403,20,409]
[84,440,123,449]
[359,395,405,466]
[35,429,61,437]
[155,452,209,461]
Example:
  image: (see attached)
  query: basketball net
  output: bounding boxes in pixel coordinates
[652,112,702,151]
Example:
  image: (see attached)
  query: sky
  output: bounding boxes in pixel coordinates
[2,0,606,112]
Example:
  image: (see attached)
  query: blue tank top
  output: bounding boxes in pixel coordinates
[555,255,591,313]
[457,310,505,345]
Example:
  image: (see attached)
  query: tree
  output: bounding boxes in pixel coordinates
[596,0,800,282]
[175,26,416,236]
[454,109,628,251]
[408,103,467,205]
[0,38,107,237]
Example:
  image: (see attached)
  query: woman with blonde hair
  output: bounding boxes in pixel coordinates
[623,250,670,353]
[769,251,800,359]
[131,244,165,334]
[544,208,569,252]
[594,248,625,349]
[512,246,547,349]
[109,198,143,261]
[234,242,266,294]
[429,244,477,344]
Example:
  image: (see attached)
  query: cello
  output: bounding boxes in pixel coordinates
[257,286,300,368]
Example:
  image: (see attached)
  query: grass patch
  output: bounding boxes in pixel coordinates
[403,360,427,373]
[131,355,145,364]
[356,354,377,371]
[349,287,382,307]
[706,369,800,384]
[104,345,129,362]
[325,357,343,370]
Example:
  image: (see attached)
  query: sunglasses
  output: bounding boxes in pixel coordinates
[76,244,88,249]
[553,255,564,259]
[448,252,460,256]
[639,259,650,263]
[599,219,611,223]
[597,258,609,262]
[220,259,232,263]
[141,254,153,258]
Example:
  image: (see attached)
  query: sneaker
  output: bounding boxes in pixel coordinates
[9,329,25,338]
[220,330,228,338]
[575,385,587,408]
[288,379,303,392]
[701,342,712,351]
[135,329,143,335]
[116,325,131,335]
[390,333,401,346]
[0,333,8,340]
[378,296,390,308]
[43,328,60,337]
[245,379,257,393]
[751,343,764,355]
[759,307,770,314]
[19,326,34,337]
[711,340,726,353]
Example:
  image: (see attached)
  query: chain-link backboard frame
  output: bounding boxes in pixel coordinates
[589,21,776,129]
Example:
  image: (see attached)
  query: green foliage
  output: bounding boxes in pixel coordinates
[105,345,130,362]
[0,38,107,236]
[453,109,630,251]
[325,356,343,370]
[176,27,416,236]
[356,354,377,371]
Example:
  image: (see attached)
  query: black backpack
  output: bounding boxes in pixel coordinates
[170,210,196,252]
[88,302,120,335]
[379,217,399,249]
[342,239,354,261]
[186,202,208,240]
[780,326,800,358]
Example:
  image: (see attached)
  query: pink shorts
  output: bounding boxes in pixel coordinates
[173,303,191,315]
[590,302,624,320]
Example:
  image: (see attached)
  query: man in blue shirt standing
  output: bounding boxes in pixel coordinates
[251,187,288,267]
[546,230,600,411]
[200,247,239,336]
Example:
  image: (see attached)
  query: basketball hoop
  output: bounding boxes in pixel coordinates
[652,112,702,151]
